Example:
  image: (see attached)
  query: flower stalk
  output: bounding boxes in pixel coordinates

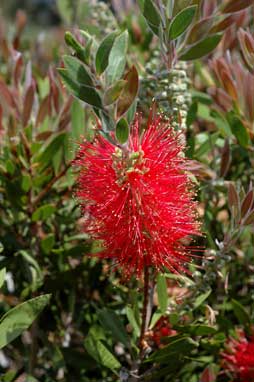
[139,266,150,352]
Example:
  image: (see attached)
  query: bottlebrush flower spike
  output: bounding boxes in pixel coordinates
[74,114,200,278]
[221,329,254,382]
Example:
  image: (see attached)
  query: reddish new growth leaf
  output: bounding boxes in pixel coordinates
[221,329,254,382]
[74,114,201,278]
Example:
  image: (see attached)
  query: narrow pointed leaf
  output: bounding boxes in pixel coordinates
[179,34,222,60]
[157,274,168,314]
[58,68,103,109]
[227,112,249,148]
[168,5,197,40]
[64,32,88,64]
[116,118,129,144]
[241,190,254,218]
[106,31,128,85]
[193,289,211,309]
[0,268,6,289]
[146,337,197,363]
[143,0,162,35]
[71,99,85,140]
[63,55,93,86]
[221,0,253,14]
[228,183,239,217]
[116,66,139,118]
[98,309,129,347]
[0,294,51,349]
[232,299,250,326]
[126,306,140,337]
[95,32,118,75]
[84,334,121,371]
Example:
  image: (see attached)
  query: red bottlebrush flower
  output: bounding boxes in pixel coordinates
[221,329,254,382]
[74,114,200,278]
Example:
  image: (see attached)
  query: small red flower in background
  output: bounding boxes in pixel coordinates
[221,329,254,382]
[74,114,200,278]
[150,316,177,347]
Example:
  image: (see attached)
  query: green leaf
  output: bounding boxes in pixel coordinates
[143,0,162,35]
[173,0,196,16]
[63,55,93,86]
[168,5,197,40]
[6,160,15,175]
[179,34,222,60]
[126,306,140,337]
[157,274,168,314]
[0,294,51,349]
[0,268,6,289]
[95,32,118,75]
[176,324,217,336]
[116,66,139,118]
[99,110,115,133]
[227,112,249,147]
[210,110,232,137]
[84,333,121,371]
[186,102,198,127]
[106,30,129,85]
[17,250,42,280]
[98,308,129,347]
[64,32,88,64]
[58,68,103,110]
[191,90,213,105]
[193,289,211,309]
[2,370,17,382]
[149,310,163,329]
[71,99,85,140]
[126,99,137,124]
[36,132,67,170]
[21,174,32,192]
[169,313,179,326]
[116,118,129,144]
[232,299,250,326]
[194,132,220,158]
[32,204,56,222]
[41,234,55,254]
[103,79,126,106]
[146,337,197,363]
[56,0,72,24]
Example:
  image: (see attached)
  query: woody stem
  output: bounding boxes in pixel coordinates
[139,266,150,352]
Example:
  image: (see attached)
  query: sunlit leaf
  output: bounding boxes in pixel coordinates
[0,268,6,289]
[84,333,121,371]
[157,274,168,314]
[0,294,51,349]
[106,31,128,85]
